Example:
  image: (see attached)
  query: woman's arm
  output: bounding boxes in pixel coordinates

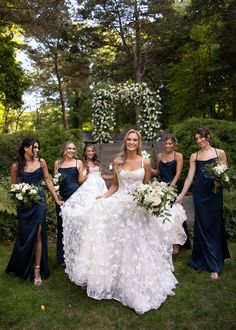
[77,161,87,183]
[143,159,151,183]
[101,174,113,181]
[151,154,160,177]
[218,149,227,166]
[97,161,118,198]
[11,163,18,184]
[176,153,196,203]
[41,159,64,206]
[54,160,59,175]
[171,152,183,187]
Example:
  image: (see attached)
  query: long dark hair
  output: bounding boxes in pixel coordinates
[194,128,212,145]
[16,138,40,180]
[83,144,101,167]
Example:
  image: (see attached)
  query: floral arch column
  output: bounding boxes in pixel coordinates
[92,81,161,143]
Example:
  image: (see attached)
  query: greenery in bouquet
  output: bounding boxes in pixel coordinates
[141,150,152,160]
[9,183,43,207]
[130,179,178,222]
[204,160,230,193]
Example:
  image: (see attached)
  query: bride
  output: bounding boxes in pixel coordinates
[61,129,187,314]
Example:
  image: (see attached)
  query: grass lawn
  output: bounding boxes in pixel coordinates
[0,242,236,330]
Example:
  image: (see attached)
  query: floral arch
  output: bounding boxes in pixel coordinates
[91,81,161,143]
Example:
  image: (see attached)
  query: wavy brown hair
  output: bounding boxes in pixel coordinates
[83,144,101,168]
[194,128,212,145]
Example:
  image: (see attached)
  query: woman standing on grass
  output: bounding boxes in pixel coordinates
[54,141,85,265]
[152,133,191,254]
[6,138,63,286]
[62,129,187,314]
[176,128,230,280]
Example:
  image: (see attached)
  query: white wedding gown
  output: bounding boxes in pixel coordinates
[61,165,187,314]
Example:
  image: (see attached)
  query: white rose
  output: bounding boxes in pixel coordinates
[16,193,24,200]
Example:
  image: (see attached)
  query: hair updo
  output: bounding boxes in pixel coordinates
[194,128,212,145]
[161,133,178,147]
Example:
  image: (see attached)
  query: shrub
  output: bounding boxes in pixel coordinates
[0,128,83,176]
[0,127,83,242]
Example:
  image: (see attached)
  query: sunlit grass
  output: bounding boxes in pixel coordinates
[0,242,235,330]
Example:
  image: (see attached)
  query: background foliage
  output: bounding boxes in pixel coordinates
[0,127,83,242]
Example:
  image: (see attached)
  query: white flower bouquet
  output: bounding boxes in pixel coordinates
[141,150,152,160]
[130,179,178,222]
[52,173,65,192]
[204,160,230,193]
[9,182,43,207]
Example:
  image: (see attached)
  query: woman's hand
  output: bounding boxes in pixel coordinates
[56,199,64,207]
[175,195,183,204]
[96,194,106,199]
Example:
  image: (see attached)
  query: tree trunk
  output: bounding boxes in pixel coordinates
[133,1,142,130]
[54,52,68,130]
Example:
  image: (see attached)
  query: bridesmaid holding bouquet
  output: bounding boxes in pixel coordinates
[6,138,63,285]
[176,128,230,280]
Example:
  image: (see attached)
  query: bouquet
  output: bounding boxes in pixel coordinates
[52,172,65,192]
[9,182,43,207]
[141,150,152,160]
[130,179,178,222]
[204,160,230,193]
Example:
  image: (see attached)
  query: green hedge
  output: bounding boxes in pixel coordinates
[0,128,83,242]
[0,128,83,176]
[171,117,236,179]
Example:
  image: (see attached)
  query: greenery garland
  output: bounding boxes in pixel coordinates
[92,81,161,142]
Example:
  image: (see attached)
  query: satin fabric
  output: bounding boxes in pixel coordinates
[56,166,80,264]
[189,158,230,272]
[158,158,191,249]
[6,168,49,281]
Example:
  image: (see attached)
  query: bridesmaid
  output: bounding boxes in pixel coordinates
[152,133,191,254]
[6,138,63,285]
[176,128,230,280]
[54,141,85,265]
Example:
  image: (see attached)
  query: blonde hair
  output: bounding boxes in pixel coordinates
[114,129,142,170]
[59,141,78,161]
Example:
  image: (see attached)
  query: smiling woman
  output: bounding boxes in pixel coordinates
[177,128,230,280]
[6,138,63,286]
[54,141,85,265]
[61,129,187,314]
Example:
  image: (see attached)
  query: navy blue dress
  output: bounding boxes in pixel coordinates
[56,164,80,264]
[159,154,191,249]
[188,154,230,272]
[6,167,49,281]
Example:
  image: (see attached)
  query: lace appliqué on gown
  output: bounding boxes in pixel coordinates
[62,167,187,314]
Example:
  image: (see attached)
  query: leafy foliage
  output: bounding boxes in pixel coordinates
[0,127,82,176]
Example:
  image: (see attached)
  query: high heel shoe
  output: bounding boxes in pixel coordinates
[34,265,42,286]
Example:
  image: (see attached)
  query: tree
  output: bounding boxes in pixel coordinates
[0,21,29,133]
[77,0,181,128]
[2,0,89,129]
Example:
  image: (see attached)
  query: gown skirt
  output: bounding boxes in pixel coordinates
[62,167,187,314]
[188,159,230,273]
[6,168,49,281]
